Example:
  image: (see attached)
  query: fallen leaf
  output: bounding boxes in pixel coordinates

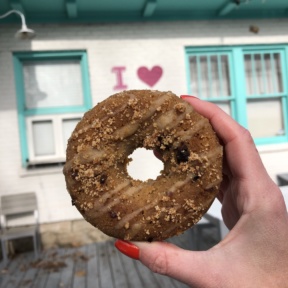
[75,270,86,277]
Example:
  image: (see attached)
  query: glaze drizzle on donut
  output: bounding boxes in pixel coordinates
[63,90,223,241]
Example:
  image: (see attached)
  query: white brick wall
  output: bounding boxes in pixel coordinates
[0,19,288,224]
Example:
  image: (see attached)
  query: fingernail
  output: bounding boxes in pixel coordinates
[115,240,140,260]
[180,95,199,99]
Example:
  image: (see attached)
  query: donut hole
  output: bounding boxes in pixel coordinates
[127,148,163,181]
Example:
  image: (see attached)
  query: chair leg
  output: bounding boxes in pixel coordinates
[1,239,8,264]
[32,235,38,259]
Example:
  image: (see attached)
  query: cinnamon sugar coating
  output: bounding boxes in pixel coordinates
[63,90,223,241]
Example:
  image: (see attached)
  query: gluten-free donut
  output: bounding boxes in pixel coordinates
[63,90,223,241]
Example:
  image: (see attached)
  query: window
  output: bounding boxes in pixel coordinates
[13,51,92,168]
[188,52,233,116]
[185,45,288,145]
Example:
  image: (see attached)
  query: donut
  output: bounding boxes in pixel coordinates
[63,90,223,241]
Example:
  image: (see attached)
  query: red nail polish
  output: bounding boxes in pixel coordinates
[180,95,198,99]
[115,240,140,260]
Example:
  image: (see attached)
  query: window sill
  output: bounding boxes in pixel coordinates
[257,142,288,154]
[19,165,64,177]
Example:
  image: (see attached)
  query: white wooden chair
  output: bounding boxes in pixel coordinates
[0,192,40,263]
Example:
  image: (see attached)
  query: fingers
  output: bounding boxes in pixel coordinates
[115,240,217,287]
[180,96,268,181]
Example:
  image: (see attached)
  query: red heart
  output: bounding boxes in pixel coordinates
[137,66,163,87]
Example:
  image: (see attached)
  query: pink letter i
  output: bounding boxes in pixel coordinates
[112,66,128,90]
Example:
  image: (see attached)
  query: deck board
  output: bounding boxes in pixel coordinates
[18,253,40,287]
[106,241,129,288]
[72,245,88,288]
[118,252,144,287]
[0,230,203,288]
[45,248,66,288]
[98,241,115,288]
[134,260,162,288]
[1,252,32,288]
[58,248,76,288]
[86,244,100,288]
[30,250,50,288]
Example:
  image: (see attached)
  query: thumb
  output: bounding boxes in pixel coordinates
[115,240,220,287]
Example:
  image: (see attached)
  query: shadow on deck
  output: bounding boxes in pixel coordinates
[0,228,220,288]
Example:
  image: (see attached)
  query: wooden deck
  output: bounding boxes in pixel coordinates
[0,236,192,288]
[0,227,220,288]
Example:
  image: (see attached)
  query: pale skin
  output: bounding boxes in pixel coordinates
[133,97,288,287]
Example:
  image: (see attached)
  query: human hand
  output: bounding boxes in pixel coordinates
[115,96,288,287]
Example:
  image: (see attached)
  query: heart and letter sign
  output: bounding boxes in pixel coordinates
[112,65,163,90]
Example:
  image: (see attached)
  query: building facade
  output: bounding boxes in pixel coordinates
[1,17,288,237]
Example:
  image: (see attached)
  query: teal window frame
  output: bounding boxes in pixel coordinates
[13,50,92,168]
[185,45,288,146]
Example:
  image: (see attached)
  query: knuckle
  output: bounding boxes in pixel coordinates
[147,251,168,275]
[240,127,254,143]
[267,184,286,213]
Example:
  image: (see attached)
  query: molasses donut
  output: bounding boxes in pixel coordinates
[63,90,223,241]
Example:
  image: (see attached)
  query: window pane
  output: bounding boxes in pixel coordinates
[62,118,80,148]
[200,56,209,98]
[220,55,231,97]
[244,54,253,95]
[24,60,83,109]
[254,54,263,94]
[247,99,285,138]
[189,54,231,98]
[274,53,283,93]
[265,54,274,94]
[32,120,55,156]
[189,56,198,96]
[244,52,283,95]
[216,102,231,116]
[210,55,222,97]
